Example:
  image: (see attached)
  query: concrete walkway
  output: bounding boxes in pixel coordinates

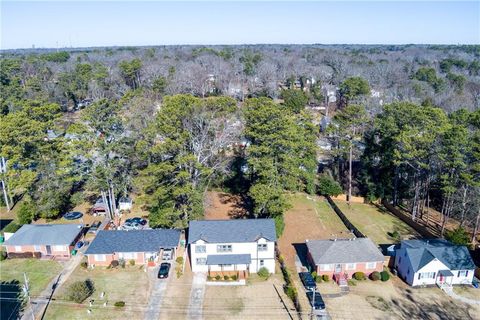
[187,272,206,320]
[22,253,84,320]
[442,286,480,305]
[144,264,172,320]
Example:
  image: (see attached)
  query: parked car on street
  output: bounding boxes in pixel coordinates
[299,272,317,291]
[75,241,84,249]
[306,291,325,310]
[158,262,171,279]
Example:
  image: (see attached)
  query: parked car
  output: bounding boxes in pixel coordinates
[306,291,325,310]
[121,222,140,230]
[87,221,101,234]
[158,262,171,279]
[130,217,147,226]
[162,249,173,261]
[299,272,317,291]
[75,241,84,249]
[63,211,83,220]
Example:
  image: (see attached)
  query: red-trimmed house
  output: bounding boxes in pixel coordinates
[84,229,180,267]
[306,238,384,284]
[3,224,84,259]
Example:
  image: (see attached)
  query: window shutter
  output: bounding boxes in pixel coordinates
[432,272,435,279]
[457,271,460,277]
[466,271,468,277]
[418,273,421,280]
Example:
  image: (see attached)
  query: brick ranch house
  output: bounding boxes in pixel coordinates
[3,224,84,259]
[306,238,384,284]
[84,229,180,267]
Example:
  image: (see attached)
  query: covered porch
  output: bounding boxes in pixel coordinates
[436,270,454,287]
[206,254,251,279]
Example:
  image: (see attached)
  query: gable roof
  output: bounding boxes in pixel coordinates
[84,229,180,254]
[188,219,276,244]
[4,224,83,246]
[306,238,384,265]
[399,239,476,272]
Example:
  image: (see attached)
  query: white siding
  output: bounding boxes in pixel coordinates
[395,247,475,287]
[190,238,275,273]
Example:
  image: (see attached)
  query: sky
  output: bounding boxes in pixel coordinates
[1,1,479,49]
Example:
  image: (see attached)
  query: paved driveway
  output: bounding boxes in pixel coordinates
[187,272,206,320]
[144,265,172,320]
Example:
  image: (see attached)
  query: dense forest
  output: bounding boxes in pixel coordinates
[1,44,479,242]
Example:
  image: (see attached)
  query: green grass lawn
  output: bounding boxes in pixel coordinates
[0,259,63,296]
[334,201,420,244]
[44,265,150,319]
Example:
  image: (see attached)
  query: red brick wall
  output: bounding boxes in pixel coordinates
[316,261,384,278]
[87,252,146,266]
[5,244,71,258]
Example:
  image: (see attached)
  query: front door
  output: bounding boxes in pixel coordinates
[46,245,52,255]
[335,264,342,273]
[438,275,444,284]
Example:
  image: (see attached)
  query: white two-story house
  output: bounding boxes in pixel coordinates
[394,239,476,287]
[188,219,276,277]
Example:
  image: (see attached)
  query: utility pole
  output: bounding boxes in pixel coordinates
[1,157,11,211]
[310,286,316,320]
[23,272,35,320]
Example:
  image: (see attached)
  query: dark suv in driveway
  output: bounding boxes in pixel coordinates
[306,291,325,310]
[157,262,171,279]
[299,272,317,291]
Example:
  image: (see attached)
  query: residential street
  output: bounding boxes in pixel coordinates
[187,272,206,320]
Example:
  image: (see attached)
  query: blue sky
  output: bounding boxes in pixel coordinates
[1,1,479,49]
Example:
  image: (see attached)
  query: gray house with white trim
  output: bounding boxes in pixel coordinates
[188,219,276,277]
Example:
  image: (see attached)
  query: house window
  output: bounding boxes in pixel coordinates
[53,245,66,251]
[260,259,265,267]
[119,252,136,259]
[15,246,22,252]
[195,245,206,253]
[196,258,207,265]
[222,264,232,268]
[346,263,356,270]
[320,264,332,271]
[366,262,376,269]
[257,244,268,251]
[34,245,42,252]
[217,245,232,253]
[458,270,468,277]
[418,272,435,279]
[94,254,106,261]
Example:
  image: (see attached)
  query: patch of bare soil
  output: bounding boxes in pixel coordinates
[204,191,249,220]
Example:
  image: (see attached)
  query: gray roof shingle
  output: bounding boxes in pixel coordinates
[306,238,384,264]
[84,229,180,254]
[400,239,476,272]
[188,219,276,244]
[206,254,251,265]
[4,224,83,246]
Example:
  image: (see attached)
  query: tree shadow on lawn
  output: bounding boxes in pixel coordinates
[0,219,13,231]
[388,288,476,320]
[1,280,25,320]
[217,192,252,219]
